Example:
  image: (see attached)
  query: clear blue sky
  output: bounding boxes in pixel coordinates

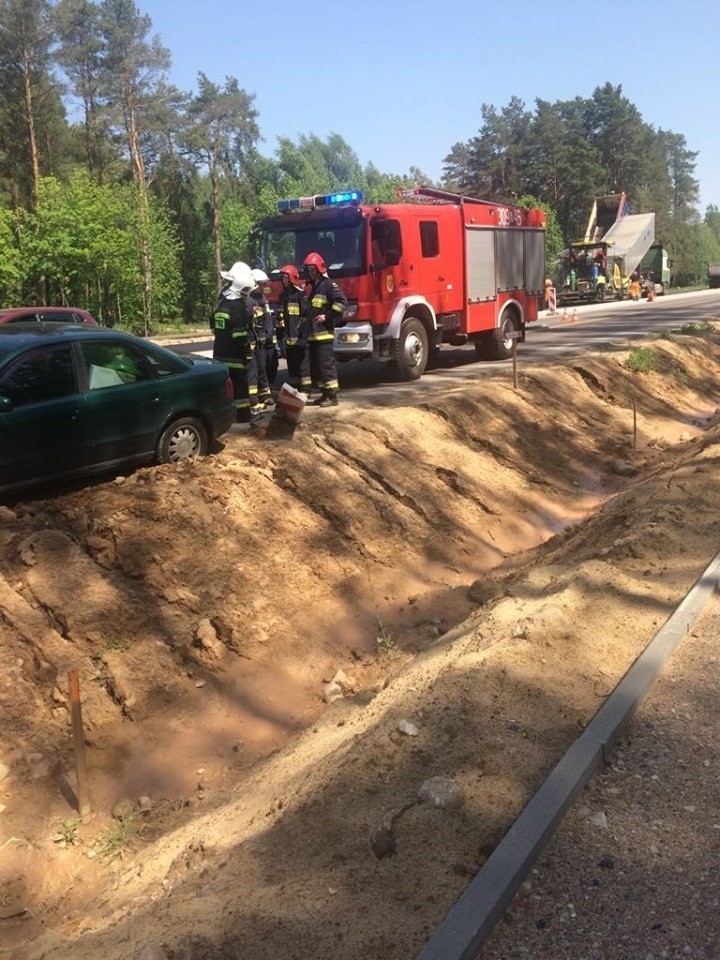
[140,0,719,212]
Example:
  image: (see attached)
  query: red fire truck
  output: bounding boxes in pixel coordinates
[255,186,546,381]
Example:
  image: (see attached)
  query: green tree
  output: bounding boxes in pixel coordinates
[53,0,116,182]
[443,97,533,201]
[0,0,65,210]
[97,0,171,333]
[0,205,22,299]
[527,97,606,241]
[705,205,720,245]
[182,72,259,291]
[583,83,654,198]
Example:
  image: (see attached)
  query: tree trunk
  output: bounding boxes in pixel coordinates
[21,35,42,211]
[210,152,222,295]
[125,84,152,336]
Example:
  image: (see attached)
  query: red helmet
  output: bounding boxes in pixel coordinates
[303,251,327,274]
[279,263,301,285]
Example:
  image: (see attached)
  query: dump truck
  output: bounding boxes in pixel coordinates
[557,193,656,306]
[638,244,672,296]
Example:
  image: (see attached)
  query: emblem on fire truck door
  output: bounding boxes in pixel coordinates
[386,275,394,293]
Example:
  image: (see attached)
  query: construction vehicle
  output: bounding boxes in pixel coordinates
[557,193,656,306]
[709,263,720,289]
[638,243,672,297]
[253,186,546,381]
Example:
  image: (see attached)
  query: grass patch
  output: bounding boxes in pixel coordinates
[625,348,658,373]
[103,635,130,653]
[94,811,144,862]
[52,817,82,848]
[677,321,714,335]
[374,619,396,655]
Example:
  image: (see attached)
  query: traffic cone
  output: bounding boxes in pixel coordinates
[561,307,570,322]
[571,308,578,323]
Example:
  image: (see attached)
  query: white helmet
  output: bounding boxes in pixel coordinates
[219,261,255,295]
[251,268,269,284]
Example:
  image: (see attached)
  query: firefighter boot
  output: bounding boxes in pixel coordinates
[318,390,339,408]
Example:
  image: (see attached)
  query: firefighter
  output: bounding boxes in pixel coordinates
[276,263,311,394]
[250,268,277,406]
[303,251,347,407]
[211,261,261,423]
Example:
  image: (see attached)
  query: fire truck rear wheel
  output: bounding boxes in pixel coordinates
[390,316,429,380]
[485,312,517,361]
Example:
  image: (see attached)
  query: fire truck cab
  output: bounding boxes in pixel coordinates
[256,186,546,381]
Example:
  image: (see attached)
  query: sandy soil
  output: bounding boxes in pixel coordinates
[2,322,720,960]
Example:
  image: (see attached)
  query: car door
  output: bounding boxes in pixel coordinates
[0,343,84,487]
[76,340,173,465]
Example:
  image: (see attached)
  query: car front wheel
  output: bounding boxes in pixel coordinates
[156,417,208,463]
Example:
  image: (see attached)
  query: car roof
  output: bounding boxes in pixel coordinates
[0,305,89,314]
[0,322,134,345]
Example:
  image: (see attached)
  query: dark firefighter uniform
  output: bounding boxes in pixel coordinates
[305,274,347,405]
[250,288,277,405]
[211,292,257,421]
[277,282,311,393]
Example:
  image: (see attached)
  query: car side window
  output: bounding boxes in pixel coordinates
[6,313,38,323]
[0,345,76,405]
[39,311,75,323]
[80,342,152,390]
[143,350,185,377]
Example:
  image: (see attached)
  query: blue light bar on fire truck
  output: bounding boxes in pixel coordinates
[276,190,363,213]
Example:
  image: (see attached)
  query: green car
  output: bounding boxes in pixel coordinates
[0,324,236,497]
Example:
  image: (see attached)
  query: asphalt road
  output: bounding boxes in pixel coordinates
[169,290,720,409]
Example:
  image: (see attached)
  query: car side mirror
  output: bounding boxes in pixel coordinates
[0,395,14,413]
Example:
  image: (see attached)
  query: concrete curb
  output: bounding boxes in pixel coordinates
[416,554,720,960]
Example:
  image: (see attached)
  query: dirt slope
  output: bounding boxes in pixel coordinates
[2,325,720,960]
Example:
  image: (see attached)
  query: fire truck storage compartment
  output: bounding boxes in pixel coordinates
[466,229,495,302]
[496,230,525,291]
[524,229,545,294]
[466,227,545,303]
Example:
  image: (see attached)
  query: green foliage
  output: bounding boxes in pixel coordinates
[624,347,658,373]
[0,206,22,299]
[374,619,396,655]
[678,321,714,334]
[94,810,144,861]
[10,173,181,327]
[103,635,130,653]
[52,816,82,847]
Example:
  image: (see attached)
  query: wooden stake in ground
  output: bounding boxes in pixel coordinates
[68,669,91,819]
[508,331,520,389]
[633,399,637,451]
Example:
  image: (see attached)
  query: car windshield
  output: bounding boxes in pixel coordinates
[262,221,366,277]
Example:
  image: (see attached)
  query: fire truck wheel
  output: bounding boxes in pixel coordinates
[485,312,517,361]
[390,316,429,380]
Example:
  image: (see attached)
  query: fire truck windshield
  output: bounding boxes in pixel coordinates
[262,220,366,278]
